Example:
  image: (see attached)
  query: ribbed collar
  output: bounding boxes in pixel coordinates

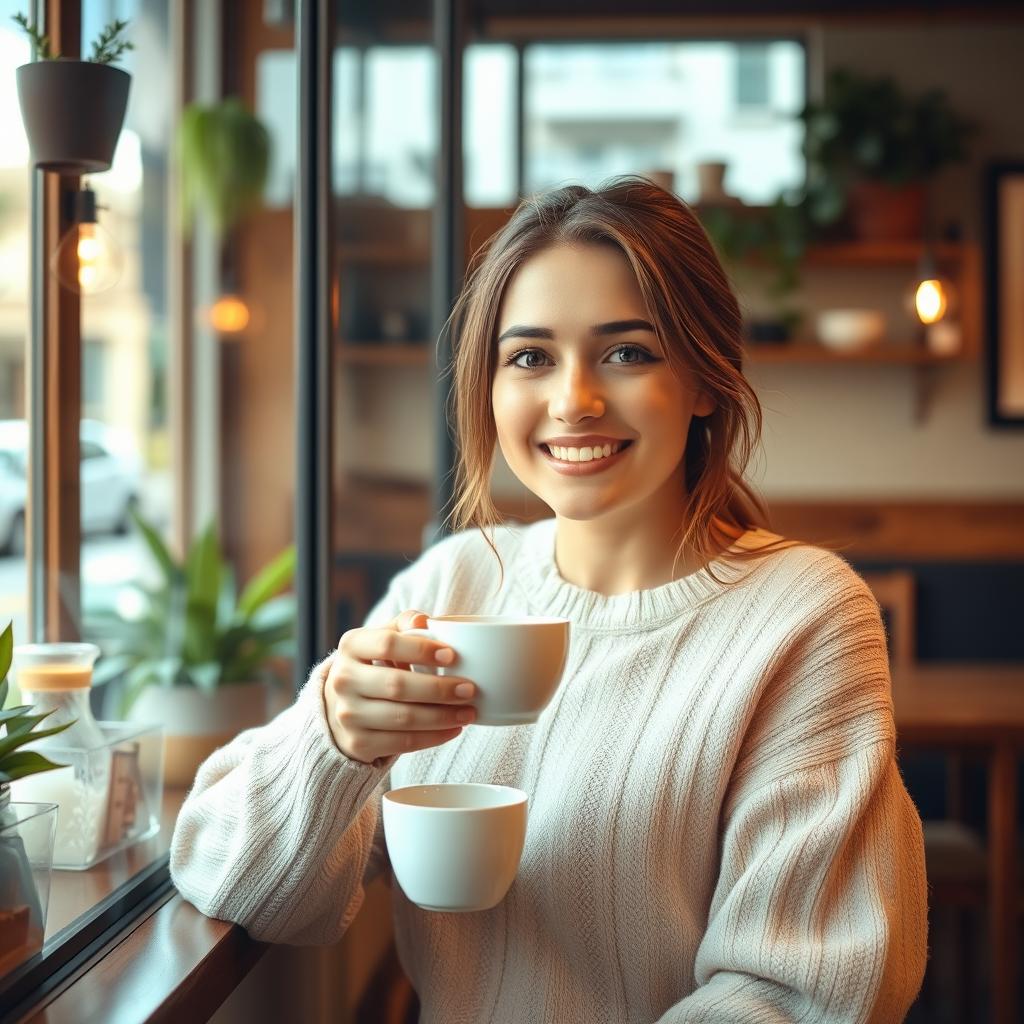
[507,517,769,633]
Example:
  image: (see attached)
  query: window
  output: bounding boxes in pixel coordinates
[1,0,181,1001]
[520,40,805,206]
[736,43,771,109]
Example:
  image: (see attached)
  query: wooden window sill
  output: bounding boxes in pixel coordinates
[18,894,267,1024]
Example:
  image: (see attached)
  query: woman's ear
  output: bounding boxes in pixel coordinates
[693,391,717,417]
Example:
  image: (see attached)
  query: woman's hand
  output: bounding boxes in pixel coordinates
[322,610,477,764]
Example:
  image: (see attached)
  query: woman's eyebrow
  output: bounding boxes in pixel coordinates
[496,319,655,344]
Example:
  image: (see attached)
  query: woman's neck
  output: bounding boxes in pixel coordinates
[552,511,741,596]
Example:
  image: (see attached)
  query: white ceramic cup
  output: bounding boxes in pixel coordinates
[405,615,570,726]
[382,783,528,912]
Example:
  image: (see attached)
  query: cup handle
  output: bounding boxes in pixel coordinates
[403,627,442,676]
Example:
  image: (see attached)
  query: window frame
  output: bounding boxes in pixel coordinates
[0,0,186,1009]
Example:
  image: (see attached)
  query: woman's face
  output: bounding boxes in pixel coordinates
[491,243,714,526]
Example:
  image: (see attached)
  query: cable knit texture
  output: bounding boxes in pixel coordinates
[170,519,928,1022]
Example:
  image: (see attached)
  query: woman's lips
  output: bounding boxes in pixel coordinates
[538,440,633,475]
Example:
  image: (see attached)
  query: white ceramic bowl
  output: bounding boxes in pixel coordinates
[815,309,887,352]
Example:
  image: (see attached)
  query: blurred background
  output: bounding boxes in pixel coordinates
[1,1,1023,1022]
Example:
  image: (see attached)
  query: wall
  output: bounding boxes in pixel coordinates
[367,18,1024,503]
[746,19,1024,499]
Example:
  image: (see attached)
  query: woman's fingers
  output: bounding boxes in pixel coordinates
[338,624,455,671]
[343,727,464,765]
[344,693,476,733]
[344,658,476,705]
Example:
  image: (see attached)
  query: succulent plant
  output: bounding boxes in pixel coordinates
[0,623,74,787]
[11,12,134,66]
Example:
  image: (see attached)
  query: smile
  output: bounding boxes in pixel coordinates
[538,440,633,475]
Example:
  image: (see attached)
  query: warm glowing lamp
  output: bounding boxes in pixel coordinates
[912,250,954,326]
[50,185,121,295]
[207,293,251,334]
[915,277,949,324]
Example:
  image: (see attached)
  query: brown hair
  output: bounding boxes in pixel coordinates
[441,175,793,584]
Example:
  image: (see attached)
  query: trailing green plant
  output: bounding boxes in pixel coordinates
[83,512,296,715]
[177,98,271,241]
[11,12,133,66]
[0,623,74,786]
[799,68,975,227]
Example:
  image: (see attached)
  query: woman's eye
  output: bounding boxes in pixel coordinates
[503,348,549,369]
[608,345,655,364]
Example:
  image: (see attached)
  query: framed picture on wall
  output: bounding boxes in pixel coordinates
[985,161,1024,427]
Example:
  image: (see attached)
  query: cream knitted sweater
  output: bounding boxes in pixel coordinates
[170,519,928,1023]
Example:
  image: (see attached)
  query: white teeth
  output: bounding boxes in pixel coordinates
[547,442,624,462]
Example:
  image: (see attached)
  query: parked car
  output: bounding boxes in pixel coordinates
[0,419,142,556]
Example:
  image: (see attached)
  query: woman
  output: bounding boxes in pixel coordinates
[171,178,928,1022]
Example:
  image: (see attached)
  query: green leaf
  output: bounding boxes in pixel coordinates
[0,718,75,761]
[131,508,179,585]
[186,523,222,612]
[0,750,69,781]
[0,621,11,685]
[0,704,32,725]
[238,547,295,618]
[188,662,221,696]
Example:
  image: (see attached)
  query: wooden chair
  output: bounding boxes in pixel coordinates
[862,570,987,1020]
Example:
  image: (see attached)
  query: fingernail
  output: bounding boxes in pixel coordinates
[435,648,455,665]
[454,682,474,698]
[456,708,475,723]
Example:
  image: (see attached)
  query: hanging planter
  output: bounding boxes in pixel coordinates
[11,14,133,176]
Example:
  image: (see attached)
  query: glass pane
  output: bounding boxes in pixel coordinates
[331,11,439,638]
[0,0,31,652]
[464,43,517,208]
[524,40,805,205]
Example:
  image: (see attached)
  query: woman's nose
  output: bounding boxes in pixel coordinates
[547,363,605,421]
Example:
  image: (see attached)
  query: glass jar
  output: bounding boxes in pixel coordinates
[11,643,110,866]
[12,643,105,749]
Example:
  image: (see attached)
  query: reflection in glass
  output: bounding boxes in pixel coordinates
[524,40,805,204]
[464,44,516,208]
[0,0,31,648]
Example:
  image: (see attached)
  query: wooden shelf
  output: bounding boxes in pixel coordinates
[801,241,967,267]
[746,343,969,365]
[338,343,431,367]
[336,244,429,266]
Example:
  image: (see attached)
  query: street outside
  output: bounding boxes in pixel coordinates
[0,472,171,646]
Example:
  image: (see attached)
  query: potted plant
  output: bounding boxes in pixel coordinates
[177,97,271,240]
[13,13,133,175]
[0,623,74,974]
[800,68,975,241]
[83,514,295,786]
[701,197,809,344]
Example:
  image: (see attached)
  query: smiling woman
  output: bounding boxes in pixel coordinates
[491,243,720,592]
[172,175,929,1024]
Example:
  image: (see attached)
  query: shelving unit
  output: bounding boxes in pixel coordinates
[746,343,969,366]
[338,343,431,367]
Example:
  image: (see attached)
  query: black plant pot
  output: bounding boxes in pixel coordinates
[16,61,131,175]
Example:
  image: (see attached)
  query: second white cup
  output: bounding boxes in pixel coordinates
[382,783,528,912]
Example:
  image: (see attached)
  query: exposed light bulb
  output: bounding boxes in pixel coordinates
[50,186,121,295]
[207,293,251,334]
[915,278,948,325]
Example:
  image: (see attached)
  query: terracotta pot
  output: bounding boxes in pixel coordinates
[846,180,927,242]
[126,682,270,788]
[16,61,130,174]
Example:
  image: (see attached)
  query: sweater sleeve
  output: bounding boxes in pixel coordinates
[169,570,413,945]
[658,567,928,1023]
